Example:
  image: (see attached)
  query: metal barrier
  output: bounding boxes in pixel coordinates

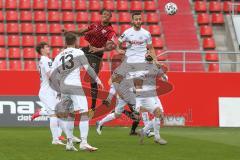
[158,50,240,72]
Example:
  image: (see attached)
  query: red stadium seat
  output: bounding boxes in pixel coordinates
[200,25,213,37]
[149,25,161,36]
[75,0,87,10]
[47,0,59,10]
[203,38,216,50]
[0,23,3,33]
[223,1,232,13]
[112,24,119,35]
[5,0,17,9]
[61,0,73,10]
[64,24,75,31]
[205,51,219,61]
[0,60,7,70]
[22,36,35,47]
[49,23,62,34]
[194,1,207,12]
[208,63,219,72]
[36,36,49,44]
[90,12,101,23]
[20,11,32,22]
[7,23,19,34]
[35,23,48,34]
[237,5,240,13]
[21,23,34,34]
[23,48,37,59]
[33,0,45,10]
[0,0,3,9]
[110,12,117,23]
[0,35,5,46]
[19,0,31,10]
[52,48,61,58]
[155,50,166,61]
[9,60,22,70]
[212,13,224,25]
[152,37,164,49]
[0,11,3,21]
[77,24,88,30]
[34,11,46,22]
[130,1,142,11]
[103,0,115,10]
[24,61,37,70]
[197,13,210,25]
[117,0,128,11]
[119,12,131,23]
[8,36,20,47]
[76,12,88,22]
[0,48,6,58]
[79,37,89,47]
[48,11,61,22]
[209,1,221,13]
[62,12,74,22]
[6,11,18,21]
[8,48,21,59]
[51,36,64,47]
[120,24,131,34]
[89,0,101,11]
[146,13,159,23]
[144,1,156,11]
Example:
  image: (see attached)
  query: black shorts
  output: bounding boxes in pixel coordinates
[82,46,104,74]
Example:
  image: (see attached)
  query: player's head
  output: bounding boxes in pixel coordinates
[36,42,50,56]
[132,12,142,29]
[100,9,112,23]
[65,32,77,47]
[145,53,153,63]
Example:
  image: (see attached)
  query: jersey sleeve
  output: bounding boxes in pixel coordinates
[146,32,152,45]
[107,31,117,43]
[118,30,127,43]
[88,23,96,30]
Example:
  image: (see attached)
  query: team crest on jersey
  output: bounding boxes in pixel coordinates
[102,29,107,34]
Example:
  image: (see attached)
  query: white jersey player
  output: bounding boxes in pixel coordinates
[137,55,168,145]
[32,42,65,145]
[51,33,103,151]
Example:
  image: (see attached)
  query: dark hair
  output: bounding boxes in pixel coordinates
[100,9,112,17]
[65,32,77,45]
[36,42,48,55]
[132,12,142,19]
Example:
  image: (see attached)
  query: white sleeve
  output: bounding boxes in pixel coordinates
[146,32,152,45]
[118,30,127,43]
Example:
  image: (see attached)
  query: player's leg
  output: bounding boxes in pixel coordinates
[96,96,125,135]
[102,83,116,106]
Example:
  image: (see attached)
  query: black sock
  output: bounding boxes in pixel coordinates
[123,110,132,118]
[91,83,98,110]
[131,120,139,133]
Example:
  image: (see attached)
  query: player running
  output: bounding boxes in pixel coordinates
[51,32,103,151]
[137,54,168,145]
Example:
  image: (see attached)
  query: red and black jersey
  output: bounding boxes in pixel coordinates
[84,22,116,48]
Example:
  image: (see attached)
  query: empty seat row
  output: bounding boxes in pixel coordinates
[197,13,224,25]
[0,0,157,11]
[0,60,37,71]
[195,1,240,13]
[0,11,160,24]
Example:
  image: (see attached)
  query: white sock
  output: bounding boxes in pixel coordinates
[99,113,116,126]
[141,112,150,127]
[153,117,161,140]
[107,84,116,100]
[143,120,153,135]
[39,109,48,116]
[49,117,60,141]
[58,118,63,137]
[79,115,89,144]
[59,118,72,140]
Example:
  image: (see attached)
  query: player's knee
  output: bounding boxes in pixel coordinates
[112,74,123,84]
[153,107,161,118]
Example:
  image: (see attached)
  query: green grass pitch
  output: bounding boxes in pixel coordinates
[0,127,240,160]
